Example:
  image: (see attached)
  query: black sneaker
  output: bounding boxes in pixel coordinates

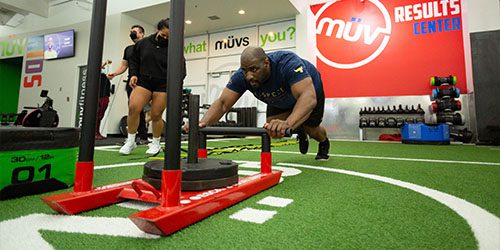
[296,128,309,154]
[315,139,330,161]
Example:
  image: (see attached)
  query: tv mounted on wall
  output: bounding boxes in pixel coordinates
[44,29,75,60]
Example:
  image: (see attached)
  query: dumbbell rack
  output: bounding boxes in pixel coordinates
[358,105,425,141]
[429,75,472,143]
[430,75,462,126]
[200,105,257,128]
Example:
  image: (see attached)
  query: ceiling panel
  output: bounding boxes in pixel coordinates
[124,0,299,36]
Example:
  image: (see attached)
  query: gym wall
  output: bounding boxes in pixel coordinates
[0,13,153,129]
[291,0,500,140]
[1,0,498,141]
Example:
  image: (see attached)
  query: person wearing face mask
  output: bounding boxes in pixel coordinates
[107,25,149,143]
[119,18,186,155]
[96,59,112,140]
[184,46,329,160]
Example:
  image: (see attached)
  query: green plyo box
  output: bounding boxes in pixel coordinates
[0,127,79,200]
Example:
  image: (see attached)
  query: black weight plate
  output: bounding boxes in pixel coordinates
[0,127,79,152]
[143,158,238,181]
[142,174,239,191]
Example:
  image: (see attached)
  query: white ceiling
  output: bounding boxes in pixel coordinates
[0,0,298,36]
[124,0,299,36]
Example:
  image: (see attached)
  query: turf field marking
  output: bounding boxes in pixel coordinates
[229,208,277,224]
[116,200,157,210]
[269,150,500,166]
[95,162,146,169]
[235,160,302,176]
[0,213,159,250]
[230,196,293,224]
[257,196,294,207]
[94,138,248,152]
[238,170,259,176]
[278,162,500,250]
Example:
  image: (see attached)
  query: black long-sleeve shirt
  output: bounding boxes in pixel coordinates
[128,33,186,81]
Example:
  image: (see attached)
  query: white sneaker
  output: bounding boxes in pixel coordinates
[146,141,161,155]
[119,139,137,155]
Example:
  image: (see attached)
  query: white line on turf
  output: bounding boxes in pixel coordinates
[277,162,500,250]
[95,145,121,149]
[267,150,500,166]
[92,158,498,248]
[95,162,146,170]
[257,196,294,207]
[238,170,259,176]
[95,137,251,150]
[116,200,157,210]
[0,213,159,250]
[229,208,277,224]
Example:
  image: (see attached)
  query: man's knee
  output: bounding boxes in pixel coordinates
[150,111,163,121]
[129,103,143,115]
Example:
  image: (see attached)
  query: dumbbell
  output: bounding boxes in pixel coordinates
[432,99,461,112]
[368,117,377,127]
[386,117,397,127]
[405,117,416,123]
[359,117,368,127]
[450,127,473,143]
[415,117,425,123]
[396,117,404,127]
[378,117,386,127]
[432,112,463,125]
[430,75,457,86]
[431,87,460,100]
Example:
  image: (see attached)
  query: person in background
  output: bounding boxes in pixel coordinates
[107,25,149,143]
[96,59,112,140]
[188,46,330,160]
[44,36,58,59]
[119,18,186,155]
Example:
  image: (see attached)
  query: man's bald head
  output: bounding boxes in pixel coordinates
[240,46,271,89]
[241,46,267,65]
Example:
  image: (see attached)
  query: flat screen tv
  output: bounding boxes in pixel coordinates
[44,29,75,60]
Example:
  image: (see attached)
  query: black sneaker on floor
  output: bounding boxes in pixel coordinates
[315,139,330,161]
[297,128,309,154]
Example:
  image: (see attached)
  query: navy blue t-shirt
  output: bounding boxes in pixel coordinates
[227,51,323,110]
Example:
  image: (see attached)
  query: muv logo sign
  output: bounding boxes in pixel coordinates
[315,0,391,69]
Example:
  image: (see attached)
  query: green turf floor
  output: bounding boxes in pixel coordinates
[1,139,499,249]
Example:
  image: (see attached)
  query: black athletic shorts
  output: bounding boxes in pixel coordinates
[266,90,325,127]
[137,74,167,92]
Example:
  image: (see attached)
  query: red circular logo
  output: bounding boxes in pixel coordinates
[315,0,392,69]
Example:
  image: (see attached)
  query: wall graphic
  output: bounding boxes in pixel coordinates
[0,37,27,59]
[75,65,87,127]
[311,0,467,98]
[18,35,45,112]
[209,27,257,57]
[184,34,208,60]
[258,20,296,50]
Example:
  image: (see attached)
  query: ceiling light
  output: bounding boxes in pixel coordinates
[238,10,245,15]
[185,20,192,24]
[5,13,25,27]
